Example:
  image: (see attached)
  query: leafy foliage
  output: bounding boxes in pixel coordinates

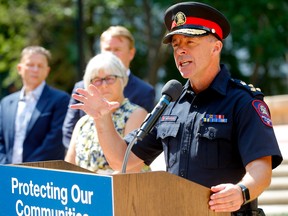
[0,0,287,99]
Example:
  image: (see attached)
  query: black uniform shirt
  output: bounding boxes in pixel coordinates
[126,64,283,188]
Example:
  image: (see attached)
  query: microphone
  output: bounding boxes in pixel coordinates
[121,79,182,173]
[137,79,183,140]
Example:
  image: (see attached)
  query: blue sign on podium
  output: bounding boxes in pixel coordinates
[0,164,114,216]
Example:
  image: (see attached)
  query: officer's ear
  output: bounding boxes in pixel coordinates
[212,40,223,54]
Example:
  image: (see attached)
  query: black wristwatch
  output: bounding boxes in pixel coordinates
[237,184,250,205]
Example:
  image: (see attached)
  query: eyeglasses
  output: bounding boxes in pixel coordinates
[91,75,122,86]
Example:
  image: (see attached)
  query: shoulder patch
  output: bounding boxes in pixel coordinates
[252,100,273,127]
[230,78,263,99]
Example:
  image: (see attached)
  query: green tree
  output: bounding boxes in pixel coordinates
[0,0,287,99]
[0,0,79,97]
[209,0,288,95]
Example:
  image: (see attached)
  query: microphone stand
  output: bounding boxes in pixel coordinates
[120,80,183,173]
[121,131,140,174]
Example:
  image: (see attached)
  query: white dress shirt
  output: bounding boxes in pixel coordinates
[12,82,45,163]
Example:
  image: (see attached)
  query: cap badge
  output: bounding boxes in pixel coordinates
[175,12,186,26]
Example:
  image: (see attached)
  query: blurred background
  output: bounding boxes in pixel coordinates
[0,0,287,100]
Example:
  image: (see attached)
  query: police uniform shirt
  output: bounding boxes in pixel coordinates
[125,64,283,188]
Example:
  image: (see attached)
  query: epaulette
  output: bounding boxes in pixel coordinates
[230,78,264,99]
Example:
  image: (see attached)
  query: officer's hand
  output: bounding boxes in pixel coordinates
[209,183,243,212]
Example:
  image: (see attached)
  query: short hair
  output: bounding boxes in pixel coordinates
[20,46,51,63]
[83,52,128,89]
[100,26,135,49]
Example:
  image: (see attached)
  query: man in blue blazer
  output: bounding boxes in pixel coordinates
[62,26,155,148]
[0,46,69,164]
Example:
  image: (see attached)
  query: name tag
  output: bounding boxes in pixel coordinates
[161,115,178,122]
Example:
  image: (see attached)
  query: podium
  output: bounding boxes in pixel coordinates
[0,161,229,216]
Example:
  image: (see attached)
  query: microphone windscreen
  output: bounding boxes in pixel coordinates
[161,79,183,101]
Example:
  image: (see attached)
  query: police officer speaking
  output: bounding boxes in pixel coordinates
[70,2,283,215]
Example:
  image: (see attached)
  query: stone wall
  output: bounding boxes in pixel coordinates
[265,94,288,125]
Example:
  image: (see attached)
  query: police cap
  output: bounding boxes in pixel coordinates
[163,2,230,44]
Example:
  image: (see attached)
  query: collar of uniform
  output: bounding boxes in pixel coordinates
[183,80,193,94]
[182,64,230,96]
[209,64,230,96]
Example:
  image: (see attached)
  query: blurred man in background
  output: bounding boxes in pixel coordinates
[0,46,69,164]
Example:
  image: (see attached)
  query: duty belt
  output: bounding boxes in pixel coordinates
[231,208,265,216]
[231,199,265,216]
